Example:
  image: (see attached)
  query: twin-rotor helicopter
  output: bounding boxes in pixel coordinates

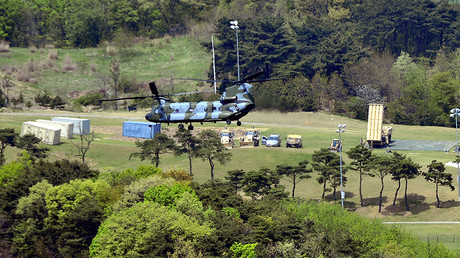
[103,71,276,130]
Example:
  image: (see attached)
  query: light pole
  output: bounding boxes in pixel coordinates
[336,124,346,209]
[230,20,240,81]
[450,108,460,201]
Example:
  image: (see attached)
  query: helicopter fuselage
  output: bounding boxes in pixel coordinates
[145,83,255,125]
[145,99,254,124]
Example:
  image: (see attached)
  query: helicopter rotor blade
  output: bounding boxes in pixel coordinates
[100,95,155,102]
[149,82,159,97]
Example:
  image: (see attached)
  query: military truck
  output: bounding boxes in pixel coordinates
[239,128,260,147]
[286,135,302,148]
[220,129,235,149]
[367,104,394,148]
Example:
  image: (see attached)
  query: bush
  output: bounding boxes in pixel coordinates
[74,92,103,106]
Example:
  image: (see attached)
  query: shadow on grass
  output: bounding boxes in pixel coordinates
[382,194,430,215]
[324,191,355,202]
[438,199,460,209]
[362,196,388,207]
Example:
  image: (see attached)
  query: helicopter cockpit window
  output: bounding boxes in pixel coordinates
[212,107,217,111]
[175,109,179,113]
[218,107,222,111]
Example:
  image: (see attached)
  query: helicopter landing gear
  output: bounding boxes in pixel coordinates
[188,124,194,130]
[178,124,184,130]
[226,120,231,125]
[237,121,241,126]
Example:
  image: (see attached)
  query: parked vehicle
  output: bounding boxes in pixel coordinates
[220,129,235,149]
[261,135,267,145]
[266,134,281,147]
[240,128,260,147]
[286,135,302,148]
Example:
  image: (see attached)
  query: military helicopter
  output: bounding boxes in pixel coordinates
[103,71,273,130]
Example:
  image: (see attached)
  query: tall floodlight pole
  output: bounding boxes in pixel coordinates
[336,124,347,209]
[211,36,217,94]
[450,108,460,201]
[230,20,240,81]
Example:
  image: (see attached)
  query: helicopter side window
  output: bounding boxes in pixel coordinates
[218,107,222,111]
[212,107,217,111]
[175,109,179,113]
[189,108,194,112]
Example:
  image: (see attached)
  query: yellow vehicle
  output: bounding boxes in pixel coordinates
[286,135,302,148]
[328,138,342,152]
[239,128,260,147]
[220,129,235,149]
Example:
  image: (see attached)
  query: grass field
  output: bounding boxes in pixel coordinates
[3,108,460,250]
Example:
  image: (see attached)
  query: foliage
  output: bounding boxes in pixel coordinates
[15,134,49,160]
[160,167,193,181]
[89,201,213,257]
[44,179,111,256]
[0,127,18,166]
[13,180,53,256]
[276,160,312,198]
[225,169,246,194]
[196,129,232,180]
[98,165,161,187]
[312,148,345,200]
[423,160,455,208]
[230,242,257,258]
[130,133,176,167]
[346,144,374,207]
[0,157,29,188]
[74,92,103,106]
[174,129,201,176]
[144,183,194,209]
[242,168,286,200]
[111,175,175,213]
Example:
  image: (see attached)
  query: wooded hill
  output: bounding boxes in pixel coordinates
[1,0,460,126]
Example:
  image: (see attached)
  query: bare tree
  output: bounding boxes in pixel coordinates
[70,123,96,164]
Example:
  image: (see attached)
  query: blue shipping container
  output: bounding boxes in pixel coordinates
[123,121,161,139]
[51,117,90,135]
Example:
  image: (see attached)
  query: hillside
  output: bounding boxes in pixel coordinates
[0,36,211,105]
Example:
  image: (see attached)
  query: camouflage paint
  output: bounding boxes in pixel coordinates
[145,83,255,124]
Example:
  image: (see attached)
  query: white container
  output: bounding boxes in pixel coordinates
[36,119,74,139]
[51,117,90,135]
[21,121,61,145]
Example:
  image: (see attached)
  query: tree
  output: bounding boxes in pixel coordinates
[44,179,111,256]
[242,168,284,200]
[369,155,393,212]
[89,202,212,257]
[346,144,373,207]
[423,160,454,208]
[144,183,195,209]
[174,129,201,176]
[196,129,232,180]
[312,148,342,200]
[0,127,18,166]
[130,133,176,167]
[391,152,421,211]
[225,169,246,194]
[15,134,49,160]
[276,160,312,198]
[13,180,53,256]
[70,130,96,164]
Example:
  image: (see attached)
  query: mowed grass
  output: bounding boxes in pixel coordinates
[3,109,460,250]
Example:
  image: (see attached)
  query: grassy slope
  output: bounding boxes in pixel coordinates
[0,36,211,101]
